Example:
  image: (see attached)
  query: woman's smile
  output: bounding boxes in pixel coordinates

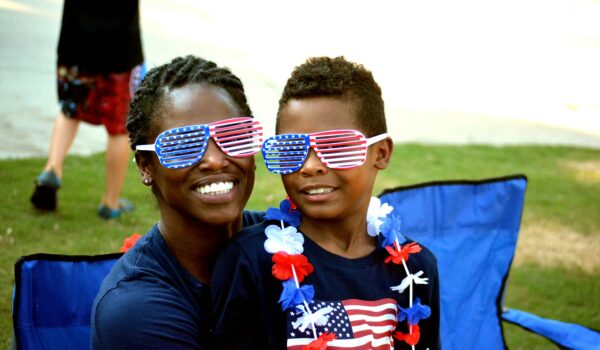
[191,178,239,204]
[194,181,234,196]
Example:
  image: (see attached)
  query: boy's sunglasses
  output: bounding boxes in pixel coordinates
[136,117,263,169]
[262,129,388,174]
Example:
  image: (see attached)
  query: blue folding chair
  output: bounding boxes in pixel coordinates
[12,253,121,350]
[379,174,600,349]
[12,175,599,349]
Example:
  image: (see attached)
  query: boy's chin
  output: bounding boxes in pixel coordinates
[296,205,341,222]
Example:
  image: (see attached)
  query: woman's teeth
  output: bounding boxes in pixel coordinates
[306,187,333,195]
[196,181,234,195]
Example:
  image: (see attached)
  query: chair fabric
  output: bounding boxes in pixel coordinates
[12,253,121,350]
[379,175,527,349]
[13,175,598,349]
[502,308,600,350]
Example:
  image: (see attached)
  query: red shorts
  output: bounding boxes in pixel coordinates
[57,65,144,135]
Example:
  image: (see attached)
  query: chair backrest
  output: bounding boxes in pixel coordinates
[12,253,122,350]
[379,175,527,350]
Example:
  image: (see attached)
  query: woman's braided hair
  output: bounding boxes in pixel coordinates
[127,55,252,150]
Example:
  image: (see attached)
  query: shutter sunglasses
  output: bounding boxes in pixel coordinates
[262,129,388,174]
[136,117,263,169]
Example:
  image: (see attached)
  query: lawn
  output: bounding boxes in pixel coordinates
[1,144,599,348]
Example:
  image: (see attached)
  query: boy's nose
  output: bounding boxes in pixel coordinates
[299,148,327,176]
[197,138,228,170]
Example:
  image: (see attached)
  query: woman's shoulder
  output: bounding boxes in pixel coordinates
[96,225,189,302]
[242,209,266,227]
[217,220,279,270]
[93,225,211,348]
[95,270,193,312]
[231,219,272,246]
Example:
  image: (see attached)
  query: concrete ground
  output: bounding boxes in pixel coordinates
[1,0,599,159]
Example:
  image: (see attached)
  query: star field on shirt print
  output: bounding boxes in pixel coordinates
[286,298,398,349]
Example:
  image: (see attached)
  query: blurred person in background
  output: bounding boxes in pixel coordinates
[30,0,145,219]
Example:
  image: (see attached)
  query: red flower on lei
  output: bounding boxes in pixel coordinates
[119,233,141,253]
[394,324,421,346]
[304,332,336,350]
[272,251,314,282]
[384,241,422,264]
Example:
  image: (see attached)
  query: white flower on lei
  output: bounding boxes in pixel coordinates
[264,225,304,254]
[366,197,394,237]
[390,271,429,294]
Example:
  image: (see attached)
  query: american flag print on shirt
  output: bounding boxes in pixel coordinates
[286,298,398,349]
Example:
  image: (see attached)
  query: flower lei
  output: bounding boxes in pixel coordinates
[264,197,432,349]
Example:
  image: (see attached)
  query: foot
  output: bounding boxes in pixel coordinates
[97,198,135,220]
[31,170,61,211]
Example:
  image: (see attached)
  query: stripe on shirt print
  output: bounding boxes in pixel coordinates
[287,298,398,349]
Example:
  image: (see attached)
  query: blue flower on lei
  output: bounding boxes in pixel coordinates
[266,198,301,227]
[278,279,314,310]
[397,297,431,325]
[379,213,406,248]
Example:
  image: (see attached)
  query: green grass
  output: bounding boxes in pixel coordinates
[1,144,599,348]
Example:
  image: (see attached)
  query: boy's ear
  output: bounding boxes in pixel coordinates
[374,137,393,170]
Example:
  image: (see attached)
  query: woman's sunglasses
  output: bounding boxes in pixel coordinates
[262,129,388,174]
[136,117,263,169]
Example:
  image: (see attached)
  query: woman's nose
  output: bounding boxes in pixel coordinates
[298,148,328,176]
[197,138,229,170]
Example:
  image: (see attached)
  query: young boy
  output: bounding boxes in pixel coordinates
[212,56,440,349]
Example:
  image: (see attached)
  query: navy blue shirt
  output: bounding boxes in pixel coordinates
[212,220,441,349]
[91,211,264,350]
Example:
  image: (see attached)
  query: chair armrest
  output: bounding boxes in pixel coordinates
[502,308,600,350]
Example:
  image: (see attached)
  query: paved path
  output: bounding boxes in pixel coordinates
[1,0,599,159]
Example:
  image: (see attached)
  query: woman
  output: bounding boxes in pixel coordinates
[91,55,264,349]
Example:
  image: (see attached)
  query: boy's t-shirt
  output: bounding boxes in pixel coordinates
[212,220,441,350]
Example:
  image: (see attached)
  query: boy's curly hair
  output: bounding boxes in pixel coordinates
[126,55,252,151]
[277,56,386,137]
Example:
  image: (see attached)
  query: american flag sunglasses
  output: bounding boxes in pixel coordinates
[262,129,388,174]
[136,117,263,169]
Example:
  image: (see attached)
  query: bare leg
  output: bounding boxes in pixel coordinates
[102,134,130,209]
[44,112,80,178]
[31,112,79,210]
